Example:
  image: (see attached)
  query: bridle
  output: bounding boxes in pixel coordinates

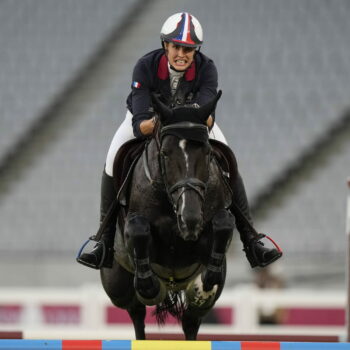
[158,122,211,213]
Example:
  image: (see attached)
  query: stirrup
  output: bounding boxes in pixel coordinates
[76,237,108,269]
[244,233,283,268]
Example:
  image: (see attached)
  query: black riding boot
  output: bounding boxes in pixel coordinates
[232,174,281,268]
[77,170,117,269]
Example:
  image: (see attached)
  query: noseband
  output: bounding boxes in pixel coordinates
[168,177,207,201]
[159,122,210,212]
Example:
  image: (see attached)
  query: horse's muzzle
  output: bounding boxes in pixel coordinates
[178,214,203,241]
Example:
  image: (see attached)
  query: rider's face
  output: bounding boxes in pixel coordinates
[165,42,196,71]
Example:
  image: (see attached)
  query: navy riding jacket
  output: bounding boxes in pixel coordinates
[126,48,218,138]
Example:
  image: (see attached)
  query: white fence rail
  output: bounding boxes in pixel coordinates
[0,284,346,339]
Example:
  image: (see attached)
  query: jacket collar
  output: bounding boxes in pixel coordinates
[157,54,196,81]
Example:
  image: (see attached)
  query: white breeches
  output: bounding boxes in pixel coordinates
[105,110,228,176]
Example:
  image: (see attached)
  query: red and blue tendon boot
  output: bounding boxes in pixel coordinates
[232,174,283,268]
[77,170,116,269]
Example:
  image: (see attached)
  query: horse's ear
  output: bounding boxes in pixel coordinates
[197,90,222,122]
[151,93,173,123]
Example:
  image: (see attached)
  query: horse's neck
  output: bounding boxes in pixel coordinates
[143,138,162,183]
[205,158,232,212]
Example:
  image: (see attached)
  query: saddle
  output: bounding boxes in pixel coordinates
[113,137,238,205]
[114,138,238,201]
[209,139,238,189]
[112,138,146,205]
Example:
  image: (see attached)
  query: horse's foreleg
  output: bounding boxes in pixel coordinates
[100,261,135,308]
[202,209,235,292]
[182,308,202,340]
[100,261,146,339]
[127,298,146,340]
[184,261,227,340]
[125,214,166,305]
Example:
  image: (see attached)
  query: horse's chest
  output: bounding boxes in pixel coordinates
[151,234,204,291]
[152,228,199,268]
[151,262,204,291]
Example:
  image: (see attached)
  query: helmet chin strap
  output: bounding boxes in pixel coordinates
[169,64,187,73]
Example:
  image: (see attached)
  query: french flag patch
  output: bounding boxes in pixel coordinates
[132,81,141,88]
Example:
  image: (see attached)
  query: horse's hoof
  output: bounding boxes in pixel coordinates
[135,276,166,306]
[185,273,218,308]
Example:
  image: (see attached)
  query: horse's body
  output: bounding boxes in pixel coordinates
[101,93,236,340]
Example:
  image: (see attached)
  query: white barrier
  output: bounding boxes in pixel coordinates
[347,178,350,238]
[0,284,346,339]
[346,177,350,341]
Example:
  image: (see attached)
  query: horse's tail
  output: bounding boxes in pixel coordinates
[153,290,186,325]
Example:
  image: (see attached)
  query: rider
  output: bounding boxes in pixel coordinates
[77,12,281,270]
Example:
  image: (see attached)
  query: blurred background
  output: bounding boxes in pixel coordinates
[0,0,349,340]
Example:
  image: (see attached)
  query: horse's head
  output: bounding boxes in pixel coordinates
[152,91,222,241]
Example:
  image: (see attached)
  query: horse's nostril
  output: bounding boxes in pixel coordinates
[184,233,198,241]
[183,215,201,231]
[177,214,202,241]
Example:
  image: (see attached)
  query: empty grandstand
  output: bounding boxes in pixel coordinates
[0,0,349,288]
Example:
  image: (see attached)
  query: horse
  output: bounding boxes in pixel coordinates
[100,91,237,340]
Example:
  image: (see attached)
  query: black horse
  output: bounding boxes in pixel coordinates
[100,91,236,340]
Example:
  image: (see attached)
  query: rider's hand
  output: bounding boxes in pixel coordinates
[206,115,213,128]
[140,116,156,136]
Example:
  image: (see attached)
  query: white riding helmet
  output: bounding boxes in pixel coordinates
[160,12,203,48]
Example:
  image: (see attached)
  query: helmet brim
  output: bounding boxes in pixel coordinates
[162,38,200,48]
